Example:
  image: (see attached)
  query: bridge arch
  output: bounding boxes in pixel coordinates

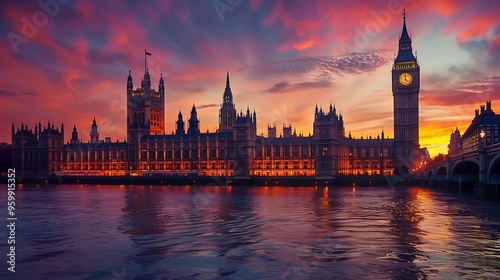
[427,170,433,181]
[488,154,500,185]
[451,160,479,182]
[436,166,447,181]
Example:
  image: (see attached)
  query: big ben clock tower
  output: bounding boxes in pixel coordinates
[392,10,420,173]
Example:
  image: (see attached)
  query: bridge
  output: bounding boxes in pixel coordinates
[422,142,500,188]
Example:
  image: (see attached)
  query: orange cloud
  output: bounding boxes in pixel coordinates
[293,39,316,50]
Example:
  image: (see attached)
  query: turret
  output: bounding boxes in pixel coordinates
[268,124,277,138]
[71,125,79,143]
[188,104,200,136]
[127,70,133,93]
[283,124,292,138]
[176,111,185,135]
[159,73,165,93]
[142,68,151,89]
[338,112,344,132]
[90,117,99,143]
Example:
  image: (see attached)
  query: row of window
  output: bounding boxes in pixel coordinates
[348,148,395,158]
[66,150,126,161]
[256,145,313,158]
[255,160,313,170]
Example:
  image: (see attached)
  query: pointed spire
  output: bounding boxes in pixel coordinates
[127,70,132,82]
[223,71,233,104]
[395,9,415,63]
[92,117,96,125]
[400,9,411,43]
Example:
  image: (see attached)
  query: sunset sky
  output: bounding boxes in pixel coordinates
[1,0,500,156]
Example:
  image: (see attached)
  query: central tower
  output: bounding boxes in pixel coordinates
[219,71,237,132]
[126,67,165,171]
[392,10,420,173]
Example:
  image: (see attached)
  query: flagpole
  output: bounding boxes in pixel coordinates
[144,49,147,74]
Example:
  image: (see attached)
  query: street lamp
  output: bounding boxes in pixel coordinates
[479,129,486,149]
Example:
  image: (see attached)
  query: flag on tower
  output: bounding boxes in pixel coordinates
[145,50,151,56]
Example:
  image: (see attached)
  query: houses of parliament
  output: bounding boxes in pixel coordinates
[12,14,425,178]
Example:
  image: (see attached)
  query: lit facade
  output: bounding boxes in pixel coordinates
[12,14,424,178]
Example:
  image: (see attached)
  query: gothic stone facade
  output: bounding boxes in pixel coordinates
[12,15,422,178]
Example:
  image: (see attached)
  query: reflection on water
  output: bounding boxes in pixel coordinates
[0,185,500,279]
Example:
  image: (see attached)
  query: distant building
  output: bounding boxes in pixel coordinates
[12,13,424,178]
[12,122,63,177]
[448,127,462,157]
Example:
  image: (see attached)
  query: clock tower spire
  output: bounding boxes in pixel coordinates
[392,10,420,174]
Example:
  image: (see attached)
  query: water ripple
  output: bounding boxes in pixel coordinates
[1,185,500,279]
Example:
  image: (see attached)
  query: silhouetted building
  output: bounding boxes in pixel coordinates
[12,121,63,177]
[448,127,462,157]
[462,100,500,153]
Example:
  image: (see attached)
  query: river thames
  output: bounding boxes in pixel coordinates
[1,185,499,279]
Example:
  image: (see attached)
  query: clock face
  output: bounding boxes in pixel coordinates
[399,72,413,86]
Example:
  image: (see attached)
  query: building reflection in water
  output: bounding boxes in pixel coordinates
[209,187,264,277]
[118,185,177,268]
[387,187,427,280]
